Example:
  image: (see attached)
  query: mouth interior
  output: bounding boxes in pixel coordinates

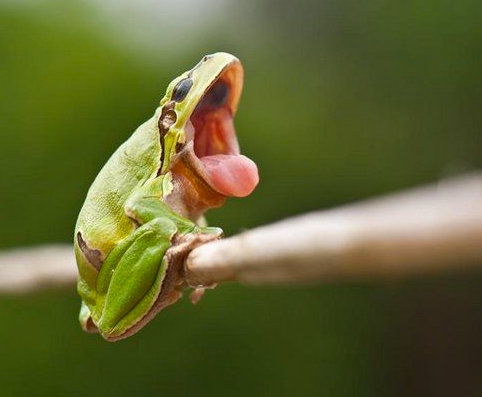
[185,71,259,198]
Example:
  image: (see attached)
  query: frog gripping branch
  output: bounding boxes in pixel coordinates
[74,53,259,341]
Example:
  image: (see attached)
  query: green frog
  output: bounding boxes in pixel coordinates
[74,52,258,341]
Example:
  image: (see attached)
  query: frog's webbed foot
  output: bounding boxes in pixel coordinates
[148,231,220,307]
[189,284,217,305]
[79,301,99,333]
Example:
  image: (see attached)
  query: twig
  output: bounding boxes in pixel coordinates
[1,173,482,294]
[185,173,482,286]
[0,245,76,294]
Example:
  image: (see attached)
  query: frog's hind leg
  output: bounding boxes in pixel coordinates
[118,230,220,340]
[94,217,177,341]
[97,193,223,340]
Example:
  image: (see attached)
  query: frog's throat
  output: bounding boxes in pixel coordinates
[164,141,226,222]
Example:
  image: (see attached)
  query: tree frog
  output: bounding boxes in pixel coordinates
[74,52,259,341]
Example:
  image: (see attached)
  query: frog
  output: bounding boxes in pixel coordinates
[74,52,259,341]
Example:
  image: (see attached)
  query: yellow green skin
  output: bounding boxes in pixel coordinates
[74,53,239,341]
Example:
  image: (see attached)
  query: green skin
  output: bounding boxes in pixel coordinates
[74,53,242,341]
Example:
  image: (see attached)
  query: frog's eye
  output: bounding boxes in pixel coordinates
[172,78,193,102]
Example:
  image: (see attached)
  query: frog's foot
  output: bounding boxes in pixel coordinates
[189,283,217,305]
[79,301,99,333]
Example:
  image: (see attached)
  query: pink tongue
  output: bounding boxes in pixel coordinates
[200,154,259,197]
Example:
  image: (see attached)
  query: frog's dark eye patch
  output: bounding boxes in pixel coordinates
[172,78,193,102]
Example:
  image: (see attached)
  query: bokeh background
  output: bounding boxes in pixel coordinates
[1,0,482,396]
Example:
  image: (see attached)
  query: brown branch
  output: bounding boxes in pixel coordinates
[0,245,76,294]
[1,173,482,294]
[185,173,482,286]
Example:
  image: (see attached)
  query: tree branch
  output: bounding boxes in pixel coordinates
[185,173,482,286]
[1,173,482,294]
[0,245,76,294]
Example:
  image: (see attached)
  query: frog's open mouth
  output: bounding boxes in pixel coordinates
[178,62,259,198]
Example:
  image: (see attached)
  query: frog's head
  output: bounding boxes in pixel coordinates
[158,52,259,218]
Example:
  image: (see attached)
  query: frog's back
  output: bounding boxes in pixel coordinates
[75,113,161,255]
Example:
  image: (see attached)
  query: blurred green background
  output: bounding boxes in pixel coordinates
[1,0,482,396]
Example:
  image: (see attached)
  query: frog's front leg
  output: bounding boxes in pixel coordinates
[125,187,222,237]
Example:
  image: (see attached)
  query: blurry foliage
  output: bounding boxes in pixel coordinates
[0,1,481,396]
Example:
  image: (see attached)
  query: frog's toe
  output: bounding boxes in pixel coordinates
[79,301,98,333]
